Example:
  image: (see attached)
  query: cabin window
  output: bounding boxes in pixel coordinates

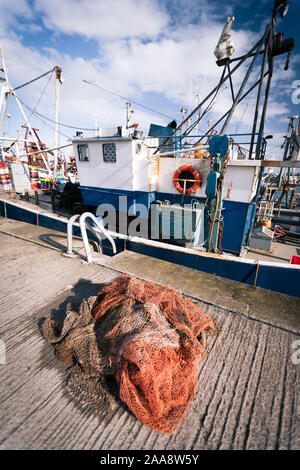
[102,143,117,163]
[77,144,89,161]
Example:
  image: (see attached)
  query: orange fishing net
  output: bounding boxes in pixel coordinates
[41,274,217,434]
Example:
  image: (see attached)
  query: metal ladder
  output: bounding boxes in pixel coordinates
[67,212,117,263]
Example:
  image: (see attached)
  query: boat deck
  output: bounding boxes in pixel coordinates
[0,217,299,450]
[245,240,300,264]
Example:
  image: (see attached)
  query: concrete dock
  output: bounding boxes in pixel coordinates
[0,216,299,450]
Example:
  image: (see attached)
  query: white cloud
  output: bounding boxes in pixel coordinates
[0,0,33,21]
[34,0,169,40]
[0,0,33,38]
[0,0,297,162]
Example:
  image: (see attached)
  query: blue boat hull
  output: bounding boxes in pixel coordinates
[1,198,299,299]
[80,185,255,254]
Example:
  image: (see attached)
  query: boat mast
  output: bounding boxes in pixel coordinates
[0,42,52,174]
[0,45,10,132]
[54,66,62,181]
[278,114,299,186]
[155,1,294,160]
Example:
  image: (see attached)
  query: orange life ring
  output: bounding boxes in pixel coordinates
[173,165,201,195]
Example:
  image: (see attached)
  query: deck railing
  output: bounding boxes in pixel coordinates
[67,212,117,263]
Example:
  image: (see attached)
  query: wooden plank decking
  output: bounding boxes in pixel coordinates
[0,217,299,450]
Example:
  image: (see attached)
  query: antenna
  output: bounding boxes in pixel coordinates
[180,107,188,135]
[126,101,134,129]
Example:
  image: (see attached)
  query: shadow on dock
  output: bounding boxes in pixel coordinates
[37,278,131,422]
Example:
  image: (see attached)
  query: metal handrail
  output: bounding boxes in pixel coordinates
[67,214,80,255]
[67,213,102,257]
[67,212,117,262]
[80,212,117,262]
[84,220,103,254]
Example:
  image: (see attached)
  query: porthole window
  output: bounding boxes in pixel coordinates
[103,143,117,163]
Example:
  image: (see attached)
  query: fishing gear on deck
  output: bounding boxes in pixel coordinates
[273,225,300,246]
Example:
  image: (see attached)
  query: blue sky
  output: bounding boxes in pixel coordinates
[0,0,299,158]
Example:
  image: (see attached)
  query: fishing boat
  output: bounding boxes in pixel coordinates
[0,1,299,451]
[0,0,299,298]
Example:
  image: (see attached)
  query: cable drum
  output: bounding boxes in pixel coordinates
[173,165,201,195]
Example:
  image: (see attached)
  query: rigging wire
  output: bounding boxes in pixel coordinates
[31,70,54,117]
[195,85,226,131]
[10,68,102,131]
[18,69,55,141]
[63,70,177,122]
[17,95,72,140]
[267,143,282,151]
[11,66,180,134]
[13,68,56,91]
[15,72,98,131]
[179,67,228,139]
[8,65,226,147]
[4,71,57,151]
[15,72,179,133]
[233,69,262,135]
[16,104,98,131]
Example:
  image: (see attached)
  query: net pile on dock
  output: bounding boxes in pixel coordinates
[40,274,217,434]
